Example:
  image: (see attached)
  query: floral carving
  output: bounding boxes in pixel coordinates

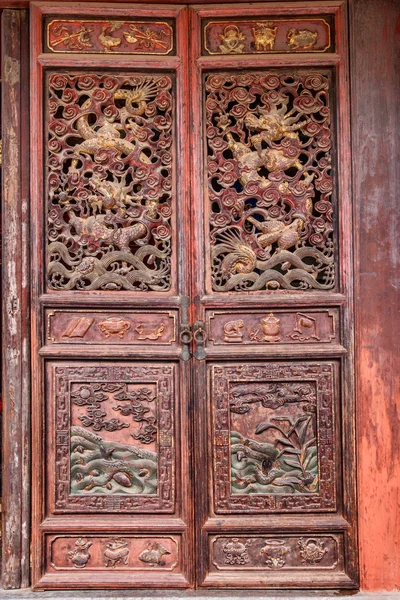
[47,73,173,291]
[206,72,335,291]
[67,538,92,568]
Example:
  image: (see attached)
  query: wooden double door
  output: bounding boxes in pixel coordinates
[29,0,358,590]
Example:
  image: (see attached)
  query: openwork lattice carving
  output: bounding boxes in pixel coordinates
[206,72,335,291]
[47,73,173,291]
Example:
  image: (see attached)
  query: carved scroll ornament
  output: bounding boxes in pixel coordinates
[206,72,335,291]
[47,73,173,291]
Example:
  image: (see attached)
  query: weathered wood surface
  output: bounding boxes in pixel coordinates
[349,0,400,591]
[1,8,30,590]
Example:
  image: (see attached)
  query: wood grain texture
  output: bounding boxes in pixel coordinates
[1,8,30,590]
[350,0,400,591]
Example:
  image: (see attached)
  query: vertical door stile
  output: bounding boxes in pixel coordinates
[30,1,192,589]
[190,0,358,589]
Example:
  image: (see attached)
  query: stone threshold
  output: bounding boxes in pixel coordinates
[0,591,399,599]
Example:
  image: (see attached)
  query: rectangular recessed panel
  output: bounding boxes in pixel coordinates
[47,362,176,513]
[211,362,338,513]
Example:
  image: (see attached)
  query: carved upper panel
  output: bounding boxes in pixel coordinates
[206,72,335,292]
[204,19,331,55]
[47,73,174,291]
[46,20,174,55]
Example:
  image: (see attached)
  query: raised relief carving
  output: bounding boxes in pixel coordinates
[47,20,173,55]
[209,310,337,345]
[47,73,173,291]
[54,364,174,512]
[287,28,318,50]
[138,541,171,566]
[98,316,131,339]
[223,319,245,343]
[222,538,252,565]
[204,19,331,55]
[49,23,93,51]
[104,537,130,567]
[252,23,277,51]
[67,538,92,568]
[62,316,94,338]
[250,313,281,343]
[298,537,327,564]
[212,363,336,512]
[289,313,320,342]
[135,324,164,340]
[219,25,246,54]
[206,72,334,291]
[260,540,290,569]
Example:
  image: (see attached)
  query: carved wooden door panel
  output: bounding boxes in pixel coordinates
[30,1,193,589]
[30,0,358,591]
[190,1,358,590]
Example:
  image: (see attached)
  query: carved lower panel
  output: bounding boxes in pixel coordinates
[211,362,337,513]
[204,19,331,55]
[206,71,335,292]
[47,72,174,291]
[46,20,174,55]
[211,534,341,571]
[47,535,179,571]
[208,309,337,345]
[46,309,176,345]
[48,363,175,513]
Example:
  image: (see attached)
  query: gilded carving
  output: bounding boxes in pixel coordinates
[298,537,327,564]
[98,316,131,339]
[260,540,290,568]
[104,537,130,567]
[219,25,246,54]
[287,28,318,50]
[212,363,336,512]
[67,538,92,568]
[204,19,331,55]
[252,23,277,51]
[47,20,173,55]
[206,72,335,291]
[138,541,171,566]
[47,73,173,291]
[222,538,252,565]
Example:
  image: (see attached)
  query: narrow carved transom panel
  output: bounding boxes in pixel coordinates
[206,71,335,291]
[47,73,174,291]
[212,363,336,512]
[51,364,175,512]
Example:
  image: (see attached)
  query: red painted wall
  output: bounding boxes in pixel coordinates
[350,0,400,591]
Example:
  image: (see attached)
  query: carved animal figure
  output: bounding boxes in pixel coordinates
[216,228,257,276]
[87,176,142,214]
[246,215,305,251]
[287,28,318,50]
[223,319,245,342]
[245,103,310,148]
[138,542,171,566]
[252,23,277,51]
[67,210,148,252]
[98,22,123,52]
[104,538,129,567]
